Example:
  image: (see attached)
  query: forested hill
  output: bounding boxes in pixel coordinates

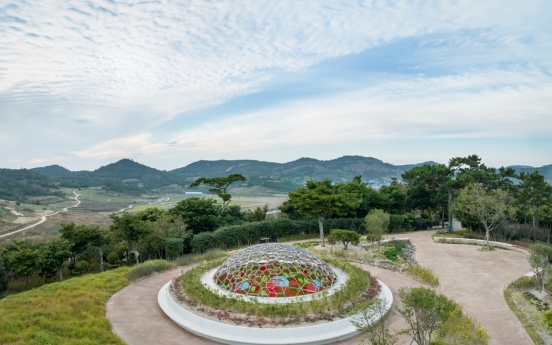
[171,155,439,184]
[509,164,552,183]
[54,159,186,192]
[0,169,62,201]
[30,165,72,177]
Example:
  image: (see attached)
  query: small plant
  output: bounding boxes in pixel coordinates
[330,229,360,250]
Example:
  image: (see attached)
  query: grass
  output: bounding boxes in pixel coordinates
[0,268,129,345]
[404,265,439,286]
[0,251,228,345]
[504,289,546,345]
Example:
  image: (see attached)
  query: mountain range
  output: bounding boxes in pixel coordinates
[0,156,550,201]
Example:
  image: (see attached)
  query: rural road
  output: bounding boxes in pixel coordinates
[107,230,532,345]
[0,190,81,239]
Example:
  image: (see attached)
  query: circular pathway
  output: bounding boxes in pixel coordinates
[107,231,532,345]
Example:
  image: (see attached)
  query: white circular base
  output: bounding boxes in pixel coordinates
[158,279,392,345]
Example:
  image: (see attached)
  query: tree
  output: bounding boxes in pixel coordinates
[517,171,552,229]
[528,244,552,292]
[169,198,221,234]
[110,213,153,265]
[288,179,361,247]
[330,229,360,250]
[4,241,39,289]
[452,183,513,251]
[0,255,7,294]
[36,238,72,282]
[190,174,246,211]
[538,205,552,243]
[60,223,106,271]
[397,287,456,345]
[351,297,397,345]
[244,205,269,222]
[365,209,390,244]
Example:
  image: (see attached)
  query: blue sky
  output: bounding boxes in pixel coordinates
[1,0,551,170]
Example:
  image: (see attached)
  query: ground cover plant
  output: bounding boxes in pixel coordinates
[174,256,380,326]
[0,251,224,345]
[504,276,551,345]
[0,267,129,345]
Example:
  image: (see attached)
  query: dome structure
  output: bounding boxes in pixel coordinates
[213,243,338,298]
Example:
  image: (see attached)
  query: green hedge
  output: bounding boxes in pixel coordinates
[191,218,368,253]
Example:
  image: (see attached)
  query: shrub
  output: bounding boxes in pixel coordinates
[404,265,439,286]
[383,247,399,261]
[191,232,215,253]
[106,251,120,264]
[438,304,489,344]
[509,276,534,290]
[72,260,89,275]
[126,260,173,281]
[412,217,429,230]
[330,229,360,250]
[389,214,411,233]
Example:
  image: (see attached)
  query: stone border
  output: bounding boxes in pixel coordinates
[200,265,349,304]
[433,237,528,254]
[158,279,393,345]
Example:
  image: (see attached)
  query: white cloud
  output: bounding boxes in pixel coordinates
[0,0,551,168]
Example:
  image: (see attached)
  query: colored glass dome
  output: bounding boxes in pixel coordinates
[213,243,338,298]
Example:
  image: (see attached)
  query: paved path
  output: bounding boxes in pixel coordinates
[0,190,81,239]
[107,231,533,345]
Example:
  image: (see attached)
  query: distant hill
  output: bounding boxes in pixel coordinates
[30,165,72,177]
[15,157,551,200]
[508,164,552,184]
[172,155,440,185]
[0,168,61,201]
[54,159,187,192]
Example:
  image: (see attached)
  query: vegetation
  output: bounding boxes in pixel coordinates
[351,297,397,345]
[505,277,547,345]
[0,267,129,345]
[126,259,173,281]
[366,209,390,243]
[528,244,552,292]
[397,287,488,345]
[177,257,377,321]
[453,183,514,251]
[289,179,362,247]
[330,229,360,250]
[404,265,439,287]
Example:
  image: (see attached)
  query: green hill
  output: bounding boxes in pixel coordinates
[172,155,439,185]
[29,165,72,177]
[0,169,62,201]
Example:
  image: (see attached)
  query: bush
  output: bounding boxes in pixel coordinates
[330,229,360,250]
[191,232,215,253]
[412,217,429,230]
[72,260,89,275]
[190,217,367,253]
[126,260,173,281]
[383,247,399,261]
[389,214,411,233]
[106,251,120,265]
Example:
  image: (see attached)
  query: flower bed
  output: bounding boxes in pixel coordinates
[172,257,379,326]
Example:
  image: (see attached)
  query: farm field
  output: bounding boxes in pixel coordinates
[0,188,287,243]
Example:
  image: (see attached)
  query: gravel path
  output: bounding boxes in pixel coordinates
[107,231,533,345]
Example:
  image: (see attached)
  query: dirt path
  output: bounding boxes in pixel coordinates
[0,190,81,239]
[106,231,533,345]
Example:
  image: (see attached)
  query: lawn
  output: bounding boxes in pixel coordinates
[0,268,129,345]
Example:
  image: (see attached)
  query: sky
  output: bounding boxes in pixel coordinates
[1,0,551,171]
